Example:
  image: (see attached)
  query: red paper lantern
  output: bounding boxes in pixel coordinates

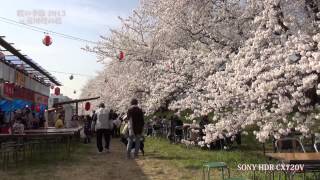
[119,51,124,60]
[35,105,41,112]
[42,35,52,46]
[85,102,91,111]
[54,87,60,95]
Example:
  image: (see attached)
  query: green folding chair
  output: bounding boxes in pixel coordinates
[202,161,230,180]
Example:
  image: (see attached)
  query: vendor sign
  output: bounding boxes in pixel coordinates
[15,71,26,87]
[3,83,14,99]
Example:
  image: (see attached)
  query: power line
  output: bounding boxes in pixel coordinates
[0,18,44,34]
[0,16,97,44]
[48,70,95,77]
[0,16,98,44]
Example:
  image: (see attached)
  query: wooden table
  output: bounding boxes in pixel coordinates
[24,127,82,134]
[0,132,76,146]
[0,132,74,137]
[0,128,82,152]
[0,127,82,149]
[266,153,320,179]
[266,153,320,164]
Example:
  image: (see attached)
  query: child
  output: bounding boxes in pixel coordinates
[84,115,92,144]
[113,116,122,137]
[12,118,25,134]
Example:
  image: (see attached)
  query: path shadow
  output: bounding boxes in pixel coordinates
[0,138,151,180]
[86,138,151,180]
[146,153,191,161]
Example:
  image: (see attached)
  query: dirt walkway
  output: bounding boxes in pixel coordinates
[54,139,149,180]
[1,138,196,180]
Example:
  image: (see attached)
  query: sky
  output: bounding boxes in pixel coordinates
[0,0,139,99]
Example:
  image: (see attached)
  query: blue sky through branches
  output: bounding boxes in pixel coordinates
[0,0,139,98]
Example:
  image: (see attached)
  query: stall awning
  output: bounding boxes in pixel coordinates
[0,36,61,86]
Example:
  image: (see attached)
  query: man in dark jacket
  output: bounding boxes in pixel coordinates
[127,98,144,159]
[91,110,97,133]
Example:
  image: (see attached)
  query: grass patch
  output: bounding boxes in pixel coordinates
[1,142,92,179]
[145,137,315,179]
[145,137,267,170]
[1,136,316,180]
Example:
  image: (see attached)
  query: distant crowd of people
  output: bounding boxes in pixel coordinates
[0,99,237,153]
[54,114,84,129]
[143,114,241,150]
[82,98,145,159]
[82,98,221,158]
[0,107,46,134]
[47,97,239,157]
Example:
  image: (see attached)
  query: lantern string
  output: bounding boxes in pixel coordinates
[0,17,45,34]
[48,70,95,77]
[51,85,78,96]
[0,16,98,44]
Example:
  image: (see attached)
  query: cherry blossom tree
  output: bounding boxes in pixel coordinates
[201,0,320,143]
[82,0,320,144]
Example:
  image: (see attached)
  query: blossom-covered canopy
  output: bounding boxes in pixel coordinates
[82,0,320,143]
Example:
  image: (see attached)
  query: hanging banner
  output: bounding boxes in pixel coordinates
[14,86,33,102]
[15,71,26,87]
[0,62,49,96]
[3,83,14,99]
[34,93,49,105]
[0,83,48,105]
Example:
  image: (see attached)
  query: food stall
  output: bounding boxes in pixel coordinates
[0,36,61,132]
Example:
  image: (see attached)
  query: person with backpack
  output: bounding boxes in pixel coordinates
[126,99,144,159]
[121,118,145,156]
[95,103,113,153]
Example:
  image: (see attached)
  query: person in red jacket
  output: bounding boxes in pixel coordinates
[126,99,144,159]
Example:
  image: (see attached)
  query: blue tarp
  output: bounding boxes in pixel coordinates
[0,99,47,123]
[0,99,32,112]
[0,99,47,113]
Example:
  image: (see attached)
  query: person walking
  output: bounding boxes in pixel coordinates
[91,110,97,133]
[84,115,92,144]
[95,103,113,153]
[109,109,117,137]
[126,99,144,159]
[112,112,122,138]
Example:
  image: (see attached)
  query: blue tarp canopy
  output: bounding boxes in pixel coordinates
[0,99,32,112]
[0,99,47,123]
[3,99,47,112]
